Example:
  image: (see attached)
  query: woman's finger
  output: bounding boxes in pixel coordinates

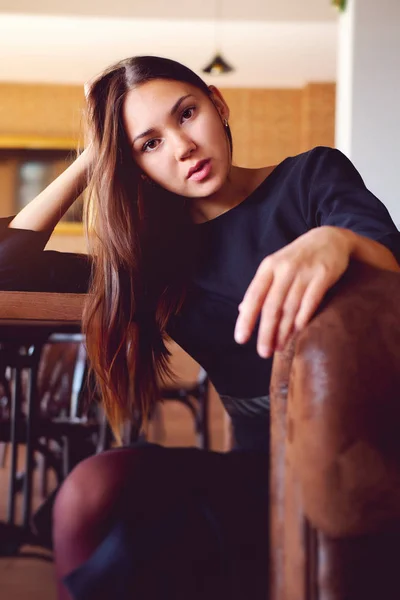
[294,266,330,330]
[276,276,309,350]
[234,262,274,344]
[256,263,296,357]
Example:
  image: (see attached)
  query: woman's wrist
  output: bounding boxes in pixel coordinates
[71,147,95,195]
[77,145,94,171]
[330,226,400,272]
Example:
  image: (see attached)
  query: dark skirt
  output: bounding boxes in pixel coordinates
[63,443,270,600]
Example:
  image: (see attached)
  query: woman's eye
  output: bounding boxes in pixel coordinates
[181,106,196,122]
[142,139,159,153]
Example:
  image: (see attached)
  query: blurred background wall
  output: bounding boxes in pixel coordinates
[0,1,339,252]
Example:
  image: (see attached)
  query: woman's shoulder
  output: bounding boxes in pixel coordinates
[273,145,355,187]
[279,145,339,170]
[245,147,341,192]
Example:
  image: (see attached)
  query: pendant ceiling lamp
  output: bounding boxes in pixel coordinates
[202,53,234,75]
[202,0,234,75]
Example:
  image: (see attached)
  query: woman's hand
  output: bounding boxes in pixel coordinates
[234,226,352,358]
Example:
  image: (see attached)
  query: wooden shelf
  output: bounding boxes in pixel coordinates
[0,135,80,150]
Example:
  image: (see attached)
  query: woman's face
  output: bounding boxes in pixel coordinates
[122,79,231,198]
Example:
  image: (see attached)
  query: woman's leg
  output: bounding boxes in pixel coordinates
[53,446,149,598]
[53,445,220,599]
[53,444,269,600]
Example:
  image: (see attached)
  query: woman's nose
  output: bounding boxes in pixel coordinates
[172,133,196,160]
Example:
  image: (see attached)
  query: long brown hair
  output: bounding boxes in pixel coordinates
[82,56,232,442]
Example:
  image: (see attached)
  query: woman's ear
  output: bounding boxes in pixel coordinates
[208,85,230,123]
[140,172,158,188]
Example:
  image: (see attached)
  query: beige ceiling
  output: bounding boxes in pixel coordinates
[0,0,336,22]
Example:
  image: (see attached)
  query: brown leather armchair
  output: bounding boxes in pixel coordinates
[270,261,400,600]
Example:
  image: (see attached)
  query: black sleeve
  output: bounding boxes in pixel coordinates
[304,146,400,265]
[0,216,91,293]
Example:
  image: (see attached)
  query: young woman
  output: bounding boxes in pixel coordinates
[1,55,399,600]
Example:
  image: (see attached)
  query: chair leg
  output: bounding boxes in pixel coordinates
[196,385,211,451]
[150,402,166,445]
[0,442,7,468]
[38,437,48,499]
[62,436,70,479]
[223,412,235,452]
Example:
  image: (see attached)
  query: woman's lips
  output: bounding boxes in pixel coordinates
[188,159,212,182]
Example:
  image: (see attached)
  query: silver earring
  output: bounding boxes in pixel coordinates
[223,119,228,127]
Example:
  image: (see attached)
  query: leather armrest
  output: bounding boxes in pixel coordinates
[271,261,400,538]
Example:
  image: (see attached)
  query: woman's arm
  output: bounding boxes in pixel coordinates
[9,147,92,232]
[306,147,400,266]
[235,147,400,357]
[332,227,400,273]
[0,148,93,293]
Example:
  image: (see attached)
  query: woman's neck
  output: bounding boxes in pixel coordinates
[190,164,275,224]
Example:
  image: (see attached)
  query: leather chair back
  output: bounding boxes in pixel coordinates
[270,262,400,600]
